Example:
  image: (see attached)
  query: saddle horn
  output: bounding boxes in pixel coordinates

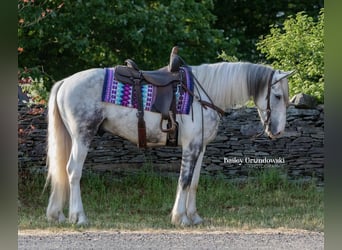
[125,59,140,71]
[168,46,182,72]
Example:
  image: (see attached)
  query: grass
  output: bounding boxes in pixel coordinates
[18,166,323,231]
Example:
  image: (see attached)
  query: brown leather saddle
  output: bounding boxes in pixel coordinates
[113,47,185,148]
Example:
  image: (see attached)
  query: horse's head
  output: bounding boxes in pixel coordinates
[255,70,295,139]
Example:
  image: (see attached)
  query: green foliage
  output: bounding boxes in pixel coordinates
[217,50,239,62]
[257,9,324,103]
[212,0,324,62]
[18,66,51,105]
[18,0,325,103]
[18,0,229,95]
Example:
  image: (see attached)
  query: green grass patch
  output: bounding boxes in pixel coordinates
[18,167,323,231]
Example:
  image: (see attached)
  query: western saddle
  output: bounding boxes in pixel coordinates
[114,46,185,148]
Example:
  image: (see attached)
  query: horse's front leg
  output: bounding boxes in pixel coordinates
[186,146,206,225]
[171,142,202,226]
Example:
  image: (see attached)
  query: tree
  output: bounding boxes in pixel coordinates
[212,0,324,62]
[18,0,230,98]
[256,9,324,103]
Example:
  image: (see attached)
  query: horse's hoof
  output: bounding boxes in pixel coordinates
[58,213,66,223]
[47,211,66,223]
[191,213,204,225]
[69,212,87,225]
[171,213,191,226]
[76,215,88,226]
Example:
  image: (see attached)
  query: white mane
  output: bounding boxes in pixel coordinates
[191,62,274,110]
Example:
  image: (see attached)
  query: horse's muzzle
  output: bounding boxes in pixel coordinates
[266,130,283,139]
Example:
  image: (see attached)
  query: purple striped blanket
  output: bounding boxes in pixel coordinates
[102,67,193,115]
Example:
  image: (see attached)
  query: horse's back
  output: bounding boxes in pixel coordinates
[56,68,105,103]
[60,68,105,91]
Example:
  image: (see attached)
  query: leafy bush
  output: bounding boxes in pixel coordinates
[212,0,323,62]
[256,9,324,103]
[18,67,50,105]
[217,51,239,62]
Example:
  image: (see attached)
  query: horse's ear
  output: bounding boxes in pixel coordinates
[274,70,295,83]
[279,70,296,79]
[283,70,295,78]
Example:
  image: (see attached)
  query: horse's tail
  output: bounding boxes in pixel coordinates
[45,80,71,219]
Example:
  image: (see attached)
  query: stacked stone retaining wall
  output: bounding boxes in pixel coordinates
[18,104,324,183]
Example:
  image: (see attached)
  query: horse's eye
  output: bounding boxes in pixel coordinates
[275,94,281,100]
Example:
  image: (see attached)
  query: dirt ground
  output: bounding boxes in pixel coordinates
[18,229,323,250]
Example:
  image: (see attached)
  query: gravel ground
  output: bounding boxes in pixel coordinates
[18,229,324,250]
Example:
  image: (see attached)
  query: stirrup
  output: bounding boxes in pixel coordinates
[160,111,177,133]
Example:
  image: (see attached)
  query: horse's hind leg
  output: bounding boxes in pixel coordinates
[67,138,89,225]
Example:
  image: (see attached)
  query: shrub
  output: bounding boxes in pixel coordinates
[217,51,239,62]
[18,67,50,105]
[256,9,324,103]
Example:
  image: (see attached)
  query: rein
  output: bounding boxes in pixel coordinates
[181,81,225,117]
[178,57,225,117]
[264,70,275,128]
[178,57,225,151]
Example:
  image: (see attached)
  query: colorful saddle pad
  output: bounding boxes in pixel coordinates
[102,66,193,115]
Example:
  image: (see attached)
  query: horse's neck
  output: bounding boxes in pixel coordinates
[192,63,251,111]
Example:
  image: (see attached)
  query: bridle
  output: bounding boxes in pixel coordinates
[263,70,276,129]
[255,70,288,138]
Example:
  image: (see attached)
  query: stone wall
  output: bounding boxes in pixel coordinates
[18,103,324,182]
